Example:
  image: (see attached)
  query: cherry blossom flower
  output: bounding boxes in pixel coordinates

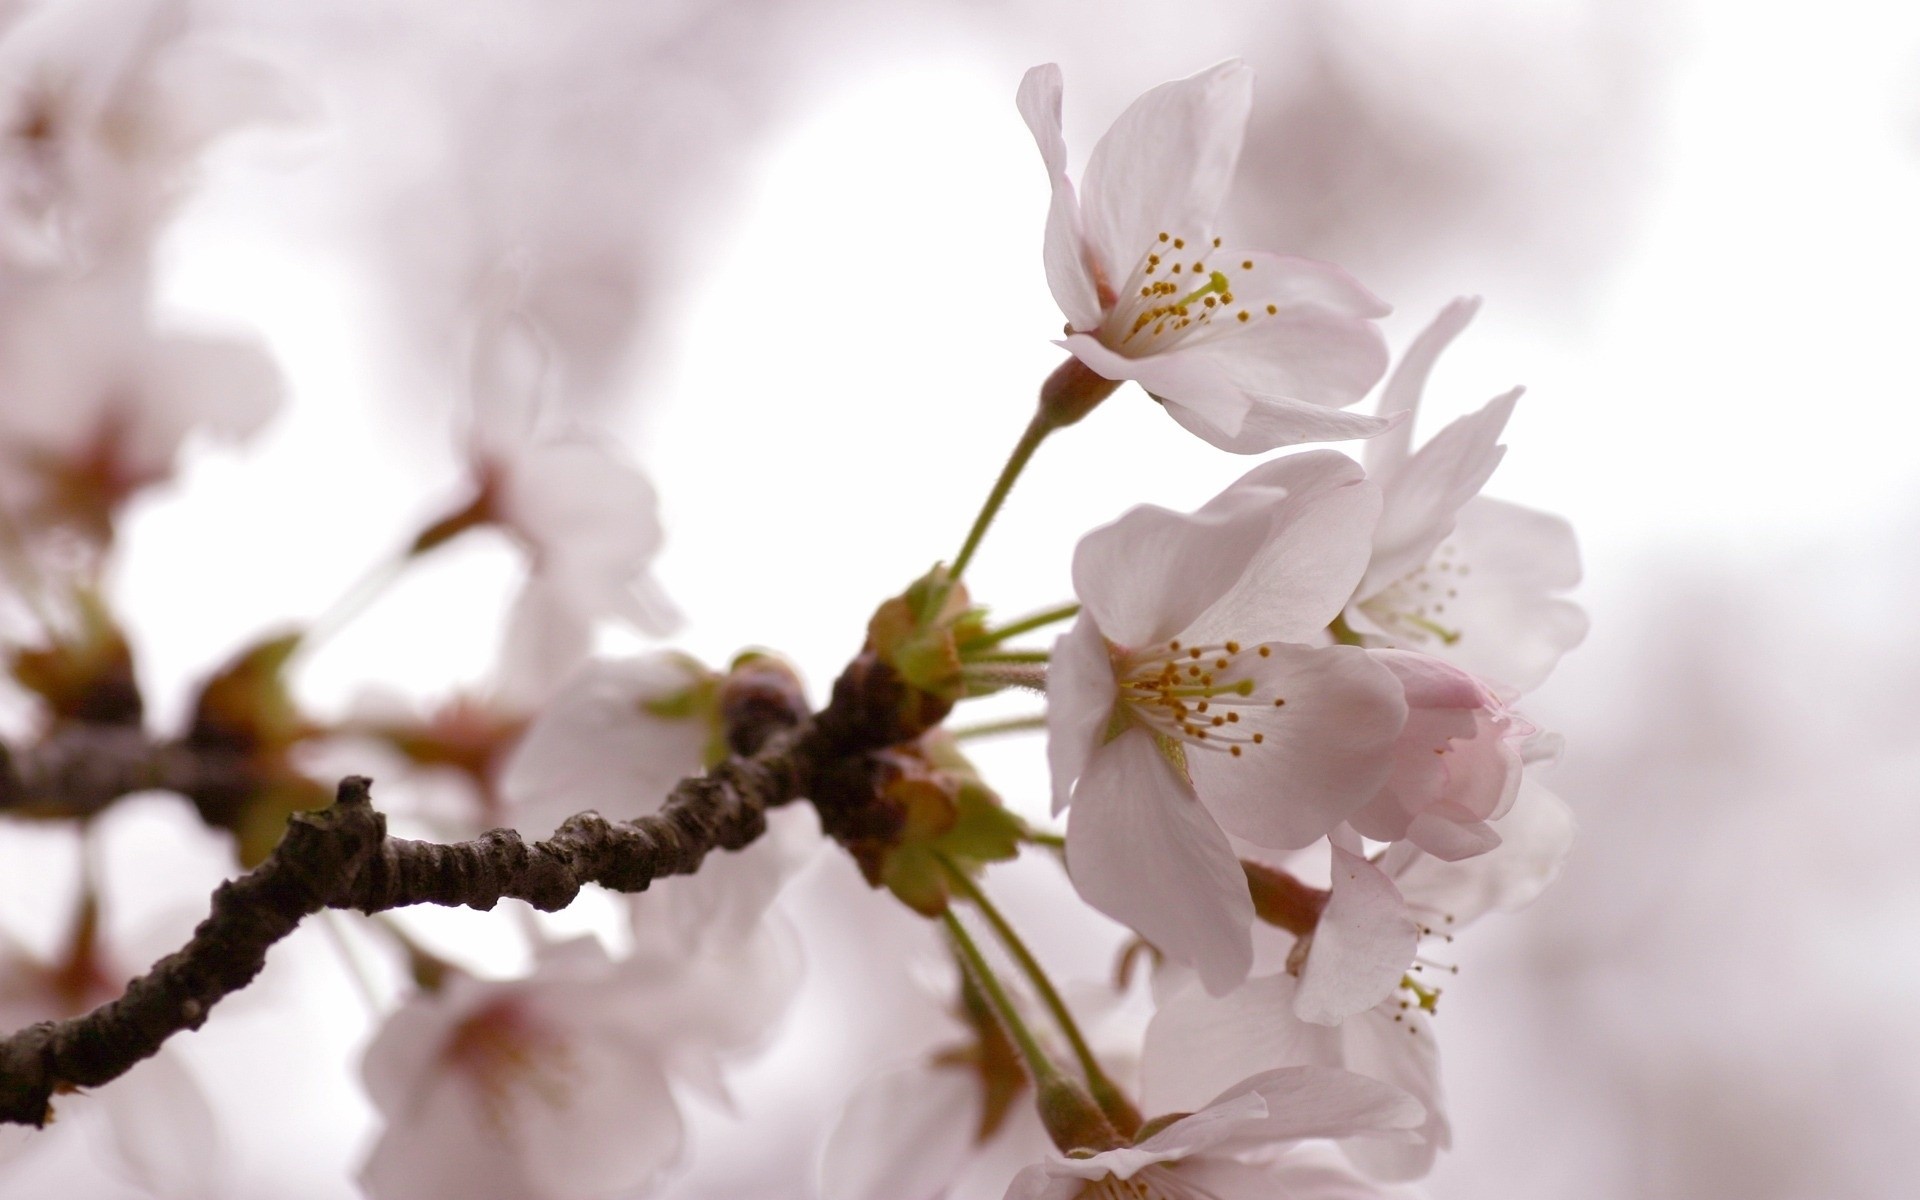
[1346,650,1530,861]
[1049,451,1407,993]
[1017,62,1392,453]
[0,896,220,1198]
[1343,299,1587,694]
[452,299,676,703]
[1002,1065,1423,1200]
[0,1,290,545]
[1147,779,1575,1180]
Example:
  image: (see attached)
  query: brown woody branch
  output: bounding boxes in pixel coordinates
[0,650,938,1127]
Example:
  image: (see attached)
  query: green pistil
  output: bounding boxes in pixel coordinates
[1401,974,1442,1013]
[1176,270,1231,308]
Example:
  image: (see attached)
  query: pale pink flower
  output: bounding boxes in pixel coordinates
[1049,451,1406,993]
[1017,63,1392,453]
[1148,780,1576,1180]
[0,906,221,1198]
[1344,299,1587,694]
[1346,650,1530,861]
[456,301,675,703]
[1002,1065,1423,1200]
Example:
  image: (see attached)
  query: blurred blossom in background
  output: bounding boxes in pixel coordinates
[1,0,1917,1196]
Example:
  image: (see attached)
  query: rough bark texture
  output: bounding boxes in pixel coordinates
[0,650,932,1127]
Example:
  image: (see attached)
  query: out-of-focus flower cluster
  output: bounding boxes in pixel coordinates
[0,9,1587,1198]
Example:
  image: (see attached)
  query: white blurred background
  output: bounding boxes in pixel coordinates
[4,0,1919,1195]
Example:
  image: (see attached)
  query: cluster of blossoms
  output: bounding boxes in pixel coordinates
[0,18,1584,1200]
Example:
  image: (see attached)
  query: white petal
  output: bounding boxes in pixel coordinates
[1358,388,1520,597]
[1185,645,1407,850]
[1016,65,1101,331]
[1421,497,1589,694]
[1176,308,1391,413]
[1066,729,1254,995]
[1294,847,1418,1025]
[1142,973,1340,1116]
[1220,250,1391,320]
[1079,61,1252,282]
[499,653,713,837]
[1165,390,1395,454]
[1171,1151,1405,1200]
[361,1072,531,1200]
[1337,1006,1449,1182]
[1046,615,1118,815]
[1364,296,1483,477]
[1070,495,1271,649]
[820,1064,983,1200]
[514,1042,684,1200]
[1185,452,1380,646]
[97,1048,221,1200]
[1202,1064,1425,1147]
[1384,775,1575,926]
[1060,332,1251,439]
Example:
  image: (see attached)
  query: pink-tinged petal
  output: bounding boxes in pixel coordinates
[821,1064,983,1200]
[1142,973,1340,1116]
[1185,645,1407,850]
[1384,776,1575,926]
[97,1047,221,1200]
[1201,1065,1425,1148]
[499,653,713,837]
[1177,308,1391,413]
[1079,61,1253,280]
[1069,494,1271,649]
[1180,1146,1417,1199]
[1059,332,1251,439]
[1220,250,1392,320]
[1364,296,1483,476]
[1046,615,1118,815]
[1185,452,1379,646]
[361,1071,529,1200]
[514,1044,684,1199]
[1338,1006,1449,1182]
[1016,65,1102,331]
[142,332,283,452]
[1405,809,1503,861]
[1165,389,1395,454]
[1294,846,1419,1025]
[1425,497,1589,693]
[1066,728,1254,995]
[1003,1163,1102,1200]
[1359,388,1520,597]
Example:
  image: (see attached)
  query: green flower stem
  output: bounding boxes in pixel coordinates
[939,906,1062,1089]
[1024,828,1066,850]
[949,412,1054,583]
[938,855,1142,1137]
[961,602,1082,650]
[965,649,1052,666]
[947,714,1049,741]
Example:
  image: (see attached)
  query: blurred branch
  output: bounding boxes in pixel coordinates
[0,727,248,819]
[0,648,938,1127]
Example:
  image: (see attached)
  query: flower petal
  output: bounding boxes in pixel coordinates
[1066,728,1254,994]
[1176,307,1391,413]
[1142,972,1341,1116]
[1294,846,1419,1025]
[1364,296,1483,476]
[1046,615,1119,815]
[1185,644,1407,850]
[1059,332,1251,439]
[1185,451,1379,646]
[1358,387,1520,597]
[1079,61,1253,283]
[821,1064,983,1200]
[1017,65,1102,331]
[1069,493,1271,649]
[1383,775,1575,926]
[1223,250,1391,320]
[1204,1064,1426,1147]
[97,1048,222,1200]
[1165,389,1395,454]
[1337,1006,1449,1182]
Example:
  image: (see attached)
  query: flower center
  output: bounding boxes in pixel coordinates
[1360,541,1470,647]
[1096,232,1286,356]
[442,998,578,1131]
[1116,637,1281,759]
[1078,1167,1223,1200]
